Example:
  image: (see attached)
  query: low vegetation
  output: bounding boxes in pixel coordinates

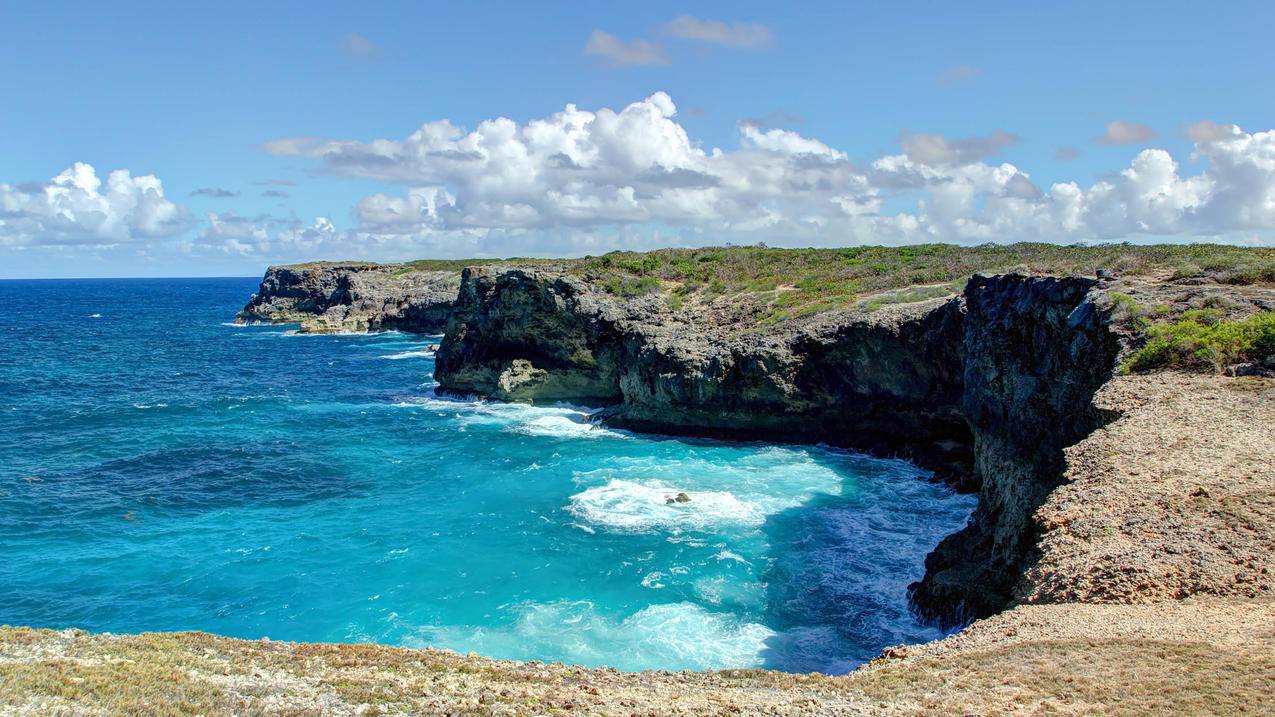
[384,242,1275,319]
[291,244,1275,322]
[1123,309,1275,373]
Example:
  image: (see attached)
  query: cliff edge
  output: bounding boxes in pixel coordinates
[236,262,462,334]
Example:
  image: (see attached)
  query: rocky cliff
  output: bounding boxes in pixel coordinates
[435,267,1123,623]
[237,263,461,333]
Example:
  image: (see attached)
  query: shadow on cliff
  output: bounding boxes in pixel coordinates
[750,452,977,674]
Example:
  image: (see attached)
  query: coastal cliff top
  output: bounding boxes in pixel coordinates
[4,597,1269,716]
[277,243,1275,324]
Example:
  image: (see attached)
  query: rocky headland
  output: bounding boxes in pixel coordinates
[6,243,1274,715]
[236,262,464,334]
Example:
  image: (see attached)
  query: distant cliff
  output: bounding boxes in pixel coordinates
[237,263,461,333]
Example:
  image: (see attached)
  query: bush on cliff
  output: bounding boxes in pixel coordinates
[1122,310,1275,373]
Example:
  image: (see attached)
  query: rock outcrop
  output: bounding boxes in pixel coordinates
[435,267,1123,623]
[436,267,975,479]
[237,263,460,333]
[908,274,1120,623]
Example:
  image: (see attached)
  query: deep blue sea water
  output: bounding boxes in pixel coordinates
[0,278,974,673]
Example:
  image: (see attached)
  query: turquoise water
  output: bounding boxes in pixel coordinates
[0,278,974,674]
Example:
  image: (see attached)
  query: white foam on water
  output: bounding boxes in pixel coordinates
[378,350,435,360]
[392,393,624,440]
[406,600,775,671]
[281,329,408,337]
[567,447,847,531]
[640,571,666,589]
[567,479,763,533]
[509,413,624,440]
[131,402,168,409]
[88,313,102,318]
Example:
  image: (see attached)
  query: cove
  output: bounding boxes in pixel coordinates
[0,278,974,673]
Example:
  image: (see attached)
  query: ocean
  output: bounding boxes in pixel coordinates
[0,277,974,673]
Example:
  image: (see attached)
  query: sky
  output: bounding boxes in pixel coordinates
[2,1,1273,278]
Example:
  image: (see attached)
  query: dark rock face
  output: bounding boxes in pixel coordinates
[908,274,1120,625]
[237,264,460,334]
[436,268,1121,623]
[434,268,627,404]
[438,267,975,479]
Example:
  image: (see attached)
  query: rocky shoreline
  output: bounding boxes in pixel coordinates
[13,246,1269,715]
[234,252,1275,629]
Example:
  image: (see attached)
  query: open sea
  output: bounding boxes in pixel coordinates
[0,277,974,673]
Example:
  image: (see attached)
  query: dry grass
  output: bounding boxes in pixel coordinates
[856,638,1274,716]
[5,601,1273,717]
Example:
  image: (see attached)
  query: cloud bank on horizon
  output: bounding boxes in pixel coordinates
[2,3,1272,276]
[4,92,1273,268]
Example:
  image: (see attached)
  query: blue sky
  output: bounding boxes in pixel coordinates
[2,1,1273,277]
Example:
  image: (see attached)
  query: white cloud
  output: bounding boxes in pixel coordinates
[1094,120,1157,145]
[259,95,1275,249]
[12,97,1275,273]
[265,92,871,236]
[256,95,1275,247]
[584,30,668,66]
[663,16,772,48]
[869,127,1275,242]
[200,212,342,257]
[0,163,189,246]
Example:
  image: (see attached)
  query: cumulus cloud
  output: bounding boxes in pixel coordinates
[1094,120,1157,145]
[584,30,668,66]
[9,97,1246,267]
[663,16,773,48]
[260,95,1275,249]
[0,163,189,246]
[200,212,343,257]
[190,187,240,198]
[265,92,873,238]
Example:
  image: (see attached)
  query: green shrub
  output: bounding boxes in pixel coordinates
[1107,292,1149,331]
[603,275,660,297]
[1122,310,1275,373]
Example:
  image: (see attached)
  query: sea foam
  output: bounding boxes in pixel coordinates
[567,479,764,533]
[379,350,436,360]
[406,600,776,672]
